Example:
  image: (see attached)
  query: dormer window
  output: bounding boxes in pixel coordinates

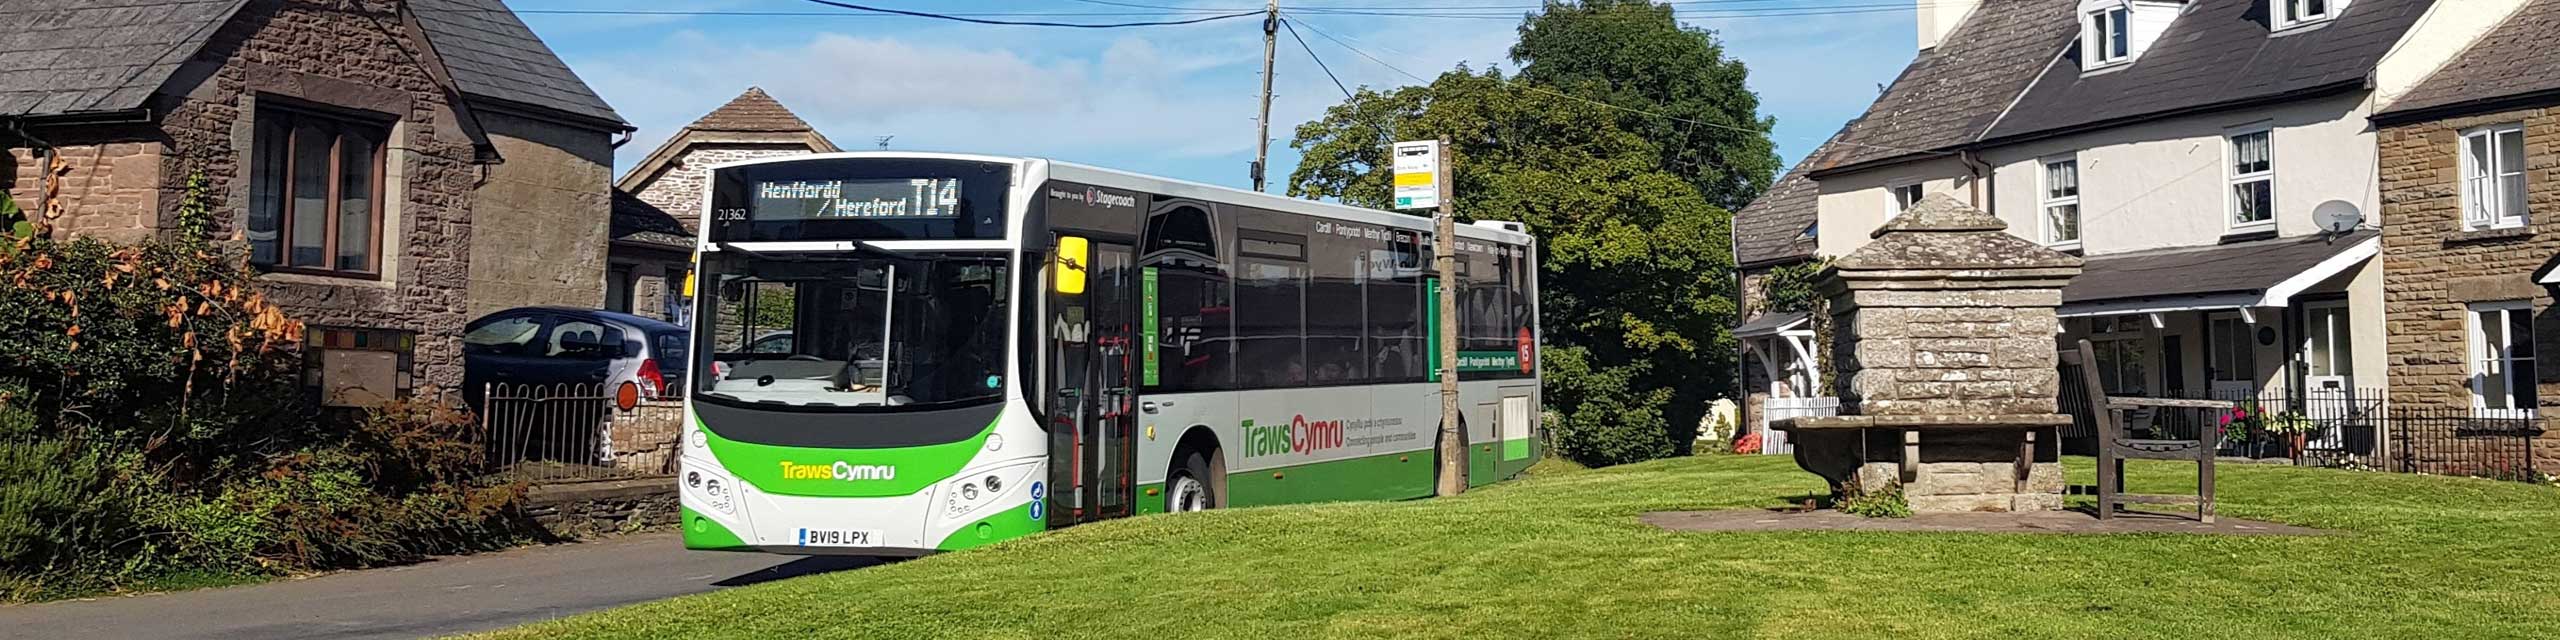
[2276,0,2344,30]
[2087,6,2131,66]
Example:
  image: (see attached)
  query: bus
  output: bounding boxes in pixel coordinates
[676,152,1541,555]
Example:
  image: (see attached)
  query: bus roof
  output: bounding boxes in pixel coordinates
[705,151,1536,245]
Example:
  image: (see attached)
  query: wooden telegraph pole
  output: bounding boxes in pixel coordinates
[1432,136,1464,497]
[1250,0,1278,191]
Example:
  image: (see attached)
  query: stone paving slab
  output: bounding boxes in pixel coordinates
[1641,508,2327,536]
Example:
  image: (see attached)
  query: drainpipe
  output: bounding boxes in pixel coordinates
[1959,150,1993,214]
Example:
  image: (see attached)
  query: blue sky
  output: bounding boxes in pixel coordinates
[519,0,1916,192]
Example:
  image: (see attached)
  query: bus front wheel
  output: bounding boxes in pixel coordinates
[1166,453,1215,513]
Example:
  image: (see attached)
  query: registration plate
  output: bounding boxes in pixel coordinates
[796,528,880,547]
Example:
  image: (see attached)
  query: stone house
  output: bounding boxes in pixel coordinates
[606,87,838,322]
[0,0,628,404]
[1731,0,2532,451]
[2373,0,2560,463]
[1731,139,1828,440]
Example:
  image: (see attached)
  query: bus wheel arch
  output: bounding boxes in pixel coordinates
[1170,425,1227,510]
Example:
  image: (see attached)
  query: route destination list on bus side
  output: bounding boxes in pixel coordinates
[750,178,963,220]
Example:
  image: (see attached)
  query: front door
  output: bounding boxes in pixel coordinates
[1047,239,1138,525]
[2206,312,2259,401]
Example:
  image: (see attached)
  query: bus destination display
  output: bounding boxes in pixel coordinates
[750,178,962,220]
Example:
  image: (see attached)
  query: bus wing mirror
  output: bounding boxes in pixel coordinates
[1054,236,1089,295]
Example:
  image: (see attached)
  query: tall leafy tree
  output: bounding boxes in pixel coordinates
[1288,67,1738,465]
[1511,0,1778,210]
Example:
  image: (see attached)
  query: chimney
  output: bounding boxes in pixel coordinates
[1916,0,1983,50]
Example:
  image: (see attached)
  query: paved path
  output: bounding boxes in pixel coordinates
[1642,508,2327,536]
[0,532,886,639]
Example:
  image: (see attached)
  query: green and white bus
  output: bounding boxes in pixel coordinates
[678,153,1540,554]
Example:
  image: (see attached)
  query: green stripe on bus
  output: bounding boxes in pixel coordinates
[934,501,1048,551]
[681,506,749,550]
[1226,449,1436,507]
[695,411,997,498]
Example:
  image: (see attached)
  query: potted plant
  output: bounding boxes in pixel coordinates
[2218,403,2262,454]
[2263,411,2321,460]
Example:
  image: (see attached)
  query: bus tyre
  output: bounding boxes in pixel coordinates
[1167,453,1215,513]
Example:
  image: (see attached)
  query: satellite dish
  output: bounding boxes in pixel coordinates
[2313,200,2363,234]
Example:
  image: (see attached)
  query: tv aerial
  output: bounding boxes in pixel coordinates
[2313,200,2363,239]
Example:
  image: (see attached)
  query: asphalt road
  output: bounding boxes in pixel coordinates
[0,532,887,640]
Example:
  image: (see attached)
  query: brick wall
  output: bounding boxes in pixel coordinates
[2378,104,2560,471]
[162,0,484,390]
[468,110,615,318]
[631,144,818,234]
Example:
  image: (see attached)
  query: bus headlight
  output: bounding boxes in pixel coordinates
[943,462,1038,521]
[690,472,735,515]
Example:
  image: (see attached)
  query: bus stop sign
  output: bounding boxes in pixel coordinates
[1393,140,1439,210]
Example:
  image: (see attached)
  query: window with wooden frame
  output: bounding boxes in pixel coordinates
[2085,5,2131,67]
[2275,0,2342,31]
[247,104,389,276]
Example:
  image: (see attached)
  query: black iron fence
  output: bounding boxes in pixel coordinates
[2390,412,2544,482]
[2055,363,2545,483]
[2057,379,2385,460]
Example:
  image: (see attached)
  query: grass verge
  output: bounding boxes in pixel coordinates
[468,455,2560,639]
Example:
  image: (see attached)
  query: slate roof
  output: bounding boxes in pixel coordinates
[1984,0,2433,141]
[1732,143,1827,267]
[412,0,625,127]
[0,0,244,117]
[1805,0,2082,174]
[690,87,825,133]
[1734,310,1809,337]
[2060,229,2378,304]
[611,189,694,251]
[2378,0,2560,119]
[0,0,621,128]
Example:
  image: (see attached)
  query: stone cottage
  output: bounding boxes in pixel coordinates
[606,87,838,322]
[0,0,628,405]
[2374,0,2560,468]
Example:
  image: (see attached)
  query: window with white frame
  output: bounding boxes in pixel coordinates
[2086,5,2131,66]
[2470,301,2538,417]
[2042,158,2081,247]
[1889,183,1925,217]
[2461,123,2527,230]
[2227,130,2274,229]
[2276,0,2339,29]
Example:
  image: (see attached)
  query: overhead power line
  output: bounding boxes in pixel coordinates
[791,0,1263,27]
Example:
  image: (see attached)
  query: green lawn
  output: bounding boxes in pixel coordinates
[470,455,2560,639]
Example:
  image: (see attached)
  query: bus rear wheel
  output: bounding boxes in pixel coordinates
[1166,453,1214,513]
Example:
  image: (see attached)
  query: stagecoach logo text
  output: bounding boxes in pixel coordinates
[1049,186,1137,209]
[778,460,898,481]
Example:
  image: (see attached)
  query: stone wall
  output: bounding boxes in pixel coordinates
[156,0,483,390]
[605,400,685,473]
[2378,104,2560,472]
[5,140,163,244]
[522,479,678,539]
[468,110,615,318]
[631,144,817,234]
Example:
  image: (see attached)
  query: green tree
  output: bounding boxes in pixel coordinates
[1288,66,1739,466]
[1510,0,1778,210]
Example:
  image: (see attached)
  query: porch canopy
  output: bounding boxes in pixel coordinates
[2059,230,2378,318]
[1735,310,1810,338]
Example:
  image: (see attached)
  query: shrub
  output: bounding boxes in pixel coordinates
[1835,482,1912,519]
[1540,346,1676,466]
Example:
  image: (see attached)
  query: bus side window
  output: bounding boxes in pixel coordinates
[1367,230,1426,384]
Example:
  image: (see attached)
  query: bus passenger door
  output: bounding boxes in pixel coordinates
[1047,238,1138,525]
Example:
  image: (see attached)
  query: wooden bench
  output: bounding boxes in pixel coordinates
[2065,340,2229,523]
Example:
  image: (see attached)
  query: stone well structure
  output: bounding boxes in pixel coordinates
[1774,194,2084,513]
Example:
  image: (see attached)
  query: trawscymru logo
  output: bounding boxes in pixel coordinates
[1244,415,1345,458]
[779,460,897,481]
